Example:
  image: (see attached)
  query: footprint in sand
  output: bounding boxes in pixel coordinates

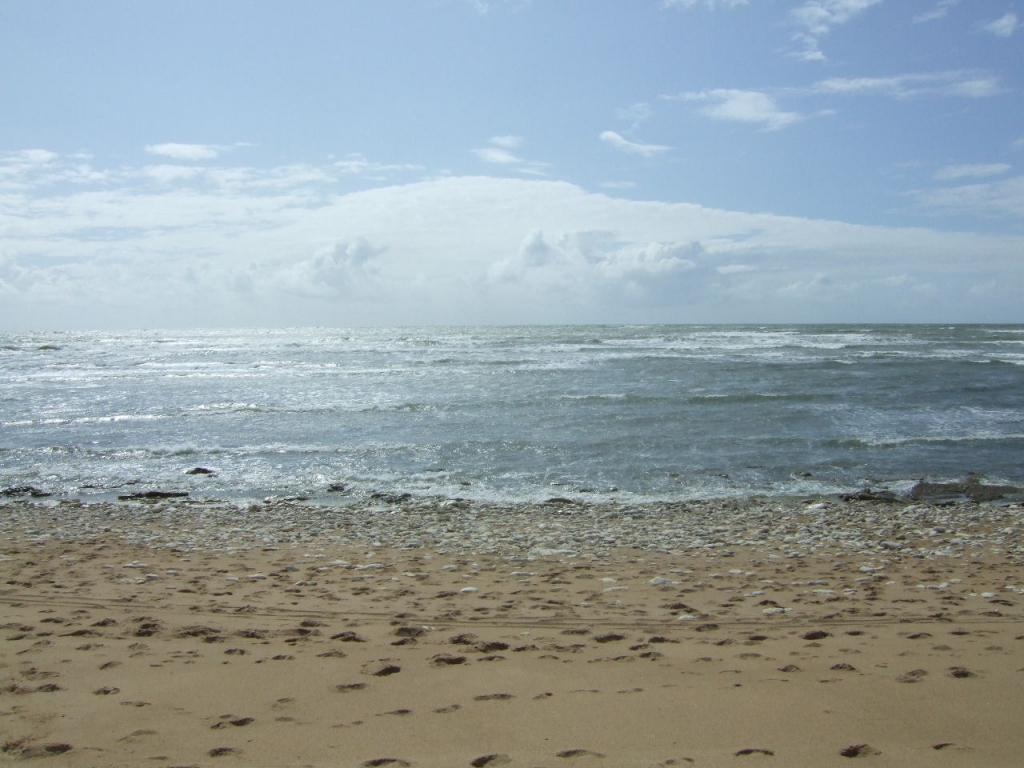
[557,749,606,759]
[949,666,976,678]
[431,653,468,667]
[471,755,512,767]
[474,693,514,701]
[362,759,411,767]
[211,716,254,729]
[896,669,928,683]
[839,744,880,758]
[336,683,368,693]
[362,660,402,676]
[734,748,774,757]
[11,744,73,759]
[117,730,158,743]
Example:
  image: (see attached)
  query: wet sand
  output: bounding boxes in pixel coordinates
[1,497,1023,767]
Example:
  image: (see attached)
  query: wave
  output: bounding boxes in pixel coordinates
[824,434,1024,449]
[688,392,827,404]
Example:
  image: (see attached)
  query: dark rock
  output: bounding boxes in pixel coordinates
[1,485,51,498]
[802,630,831,640]
[430,654,467,666]
[185,467,215,475]
[327,482,348,492]
[118,491,189,500]
[964,474,1020,502]
[909,474,1021,503]
[394,626,426,638]
[331,631,366,642]
[840,488,898,502]
[371,492,412,504]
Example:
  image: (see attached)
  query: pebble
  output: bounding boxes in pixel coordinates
[0,496,1021,562]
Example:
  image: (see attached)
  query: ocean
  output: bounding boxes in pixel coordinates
[2,325,1023,503]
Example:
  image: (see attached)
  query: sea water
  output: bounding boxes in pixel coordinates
[2,325,1023,502]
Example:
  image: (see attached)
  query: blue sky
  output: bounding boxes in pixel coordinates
[1,0,1022,328]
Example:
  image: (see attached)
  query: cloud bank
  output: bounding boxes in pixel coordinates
[2,151,1022,328]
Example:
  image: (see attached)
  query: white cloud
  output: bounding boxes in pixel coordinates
[266,238,383,298]
[661,0,750,8]
[911,175,1024,219]
[672,90,803,130]
[145,143,220,161]
[981,12,1020,37]
[616,102,655,132]
[12,149,59,164]
[933,163,1012,182]
[789,33,827,62]
[142,164,206,184]
[3,158,1024,327]
[471,137,547,174]
[599,131,672,157]
[489,135,523,149]
[812,71,1003,98]
[487,229,701,307]
[472,147,522,165]
[333,153,425,177]
[461,0,530,14]
[789,0,883,61]
[913,0,959,23]
[790,0,882,36]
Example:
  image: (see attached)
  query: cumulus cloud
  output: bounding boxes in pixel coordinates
[145,143,221,161]
[3,157,1024,327]
[267,238,384,298]
[981,12,1020,37]
[487,229,702,307]
[599,131,672,157]
[933,163,1012,181]
[788,0,883,61]
[671,90,803,130]
[811,71,1003,98]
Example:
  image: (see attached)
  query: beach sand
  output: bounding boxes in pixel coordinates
[1,497,1022,767]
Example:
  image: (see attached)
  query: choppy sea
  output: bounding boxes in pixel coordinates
[2,325,1023,503]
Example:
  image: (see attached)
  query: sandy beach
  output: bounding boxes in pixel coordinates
[2,496,1022,767]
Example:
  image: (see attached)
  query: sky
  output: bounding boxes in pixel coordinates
[1,0,1022,329]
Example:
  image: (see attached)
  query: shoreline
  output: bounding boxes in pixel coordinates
[2,496,1023,767]
[2,492,1023,558]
